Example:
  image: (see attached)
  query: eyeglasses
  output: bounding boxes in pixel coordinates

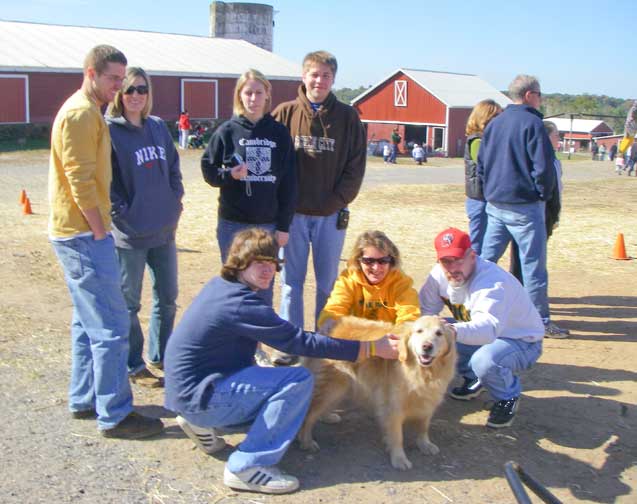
[360,256,393,266]
[124,85,149,95]
[530,90,542,97]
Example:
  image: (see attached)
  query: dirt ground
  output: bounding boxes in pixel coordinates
[0,149,635,503]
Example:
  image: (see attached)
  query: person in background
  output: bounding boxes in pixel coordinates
[478,74,568,338]
[178,110,190,149]
[165,228,399,494]
[201,69,296,307]
[609,142,618,162]
[412,143,426,165]
[48,45,163,438]
[106,67,184,386]
[271,50,367,365]
[509,120,565,330]
[463,99,502,255]
[383,142,391,164]
[389,127,401,164]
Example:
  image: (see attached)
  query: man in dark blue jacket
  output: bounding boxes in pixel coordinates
[478,74,569,338]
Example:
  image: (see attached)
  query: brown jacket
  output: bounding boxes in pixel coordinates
[272,85,366,216]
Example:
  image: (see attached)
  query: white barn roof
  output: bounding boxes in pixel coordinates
[0,20,300,80]
[546,117,610,133]
[352,68,512,108]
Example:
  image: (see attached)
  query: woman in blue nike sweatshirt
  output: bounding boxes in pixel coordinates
[201,69,297,307]
[106,67,184,386]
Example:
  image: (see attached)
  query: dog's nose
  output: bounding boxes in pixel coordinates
[422,343,433,353]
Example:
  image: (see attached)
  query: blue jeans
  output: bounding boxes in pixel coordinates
[51,235,133,429]
[465,198,487,255]
[481,201,550,322]
[181,366,313,473]
[216,218,276,306]
[389,144,398,163]
[116,241,178,373]
[279,212,346,329]
[456,338,542,400]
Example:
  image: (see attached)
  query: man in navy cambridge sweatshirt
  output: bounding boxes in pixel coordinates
[477,74,569,338]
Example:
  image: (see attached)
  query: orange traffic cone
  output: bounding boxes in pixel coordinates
[19,189,27,205]
[612,233,630,260]
[22,197,33,215]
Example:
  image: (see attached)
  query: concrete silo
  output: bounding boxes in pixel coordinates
[210,1,274,51]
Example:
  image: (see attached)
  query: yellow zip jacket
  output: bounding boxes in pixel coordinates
[318,268,420,328]
[48,90,113,238]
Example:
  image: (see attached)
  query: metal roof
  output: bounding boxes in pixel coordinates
[352,68,512,108]
[546,117,611,133]
[0,19,300,80]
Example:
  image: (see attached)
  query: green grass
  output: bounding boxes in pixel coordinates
[0,138,50,152]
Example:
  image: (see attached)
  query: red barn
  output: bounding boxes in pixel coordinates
[352,68,511,157]
[547,118,614,152]
[0,20,300,126]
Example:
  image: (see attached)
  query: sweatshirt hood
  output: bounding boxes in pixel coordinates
[105,114,142,131]
[231,113,275,130]
[296,84,337,116]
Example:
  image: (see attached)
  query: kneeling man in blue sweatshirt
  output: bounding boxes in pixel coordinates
[164,228,398,495]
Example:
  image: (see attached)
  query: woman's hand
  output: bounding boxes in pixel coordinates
[230,163,248,180]
[358,334,399,360]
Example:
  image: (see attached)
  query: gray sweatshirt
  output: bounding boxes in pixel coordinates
[106,115,184,249]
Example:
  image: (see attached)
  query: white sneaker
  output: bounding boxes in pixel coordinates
[544,321,570,339]
[254,348,273,367]
[176,415,226,454]
[223,465,300,494]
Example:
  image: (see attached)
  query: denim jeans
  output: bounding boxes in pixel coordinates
[481,201,550,322]
[181,366,313,473]
[456,338,542,400]
[51,235,133,429]
[216,218,276,306]
[465,198,487,255]
[279,212,346,329]
[116,241,178,373]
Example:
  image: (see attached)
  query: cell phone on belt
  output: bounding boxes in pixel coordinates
[336,208,350,230]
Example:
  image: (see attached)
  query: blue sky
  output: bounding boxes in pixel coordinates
[1,0,634,98]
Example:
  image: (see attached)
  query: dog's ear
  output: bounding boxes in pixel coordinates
[398,332,410,362]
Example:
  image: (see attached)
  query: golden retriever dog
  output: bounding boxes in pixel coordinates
[298,315,456,470]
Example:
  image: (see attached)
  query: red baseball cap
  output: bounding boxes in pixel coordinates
[434,228,472,259]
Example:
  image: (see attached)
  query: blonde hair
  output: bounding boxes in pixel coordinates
[221,228,282,281]
[107,67,153,120]
[302,50,338,76]
[347,230,401,271]
[232,69,272,117]
[465,99,502,136]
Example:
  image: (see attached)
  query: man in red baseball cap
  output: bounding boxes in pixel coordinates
[420,227,544,428]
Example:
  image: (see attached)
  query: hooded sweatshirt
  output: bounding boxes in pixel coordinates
[106,115,184,249]
[273,85,367,216]
[201,113,297,232]
[317,267,420,328]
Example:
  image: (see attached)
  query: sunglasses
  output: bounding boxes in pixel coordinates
[124,85,149,95]
[360,256,393,266]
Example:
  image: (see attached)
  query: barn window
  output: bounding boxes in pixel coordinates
[0,75,29,123]
[181,79,218,120]
[394,80,407,107]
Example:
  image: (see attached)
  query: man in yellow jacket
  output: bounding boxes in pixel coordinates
[49,45,162,439]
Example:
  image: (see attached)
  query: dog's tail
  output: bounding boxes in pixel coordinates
[330,316,394,342]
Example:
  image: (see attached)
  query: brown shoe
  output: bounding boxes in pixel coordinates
[101,412,164,439]
[130,368,164,388]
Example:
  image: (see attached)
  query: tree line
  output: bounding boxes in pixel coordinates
[334,87,633,134]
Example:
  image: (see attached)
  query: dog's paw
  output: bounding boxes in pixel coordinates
[416,438,439,455]
[390,451,413,470]
[298,438,321,452]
